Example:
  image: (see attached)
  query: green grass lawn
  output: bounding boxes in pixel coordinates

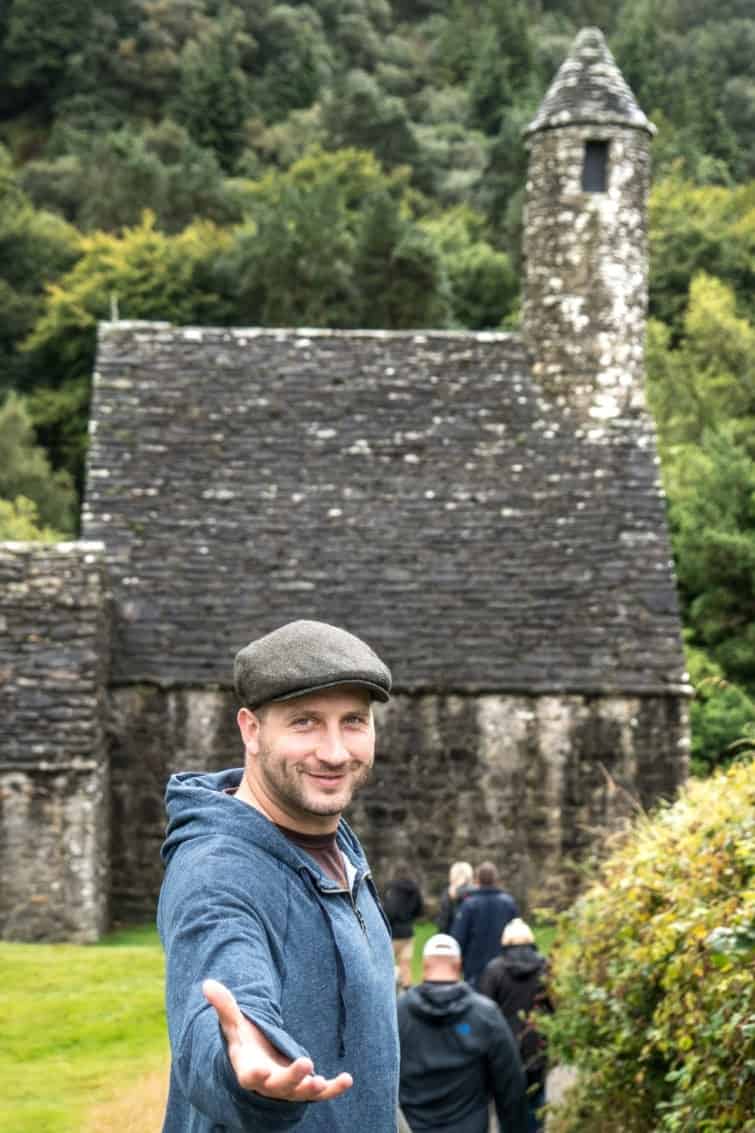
[0,926,167,1133]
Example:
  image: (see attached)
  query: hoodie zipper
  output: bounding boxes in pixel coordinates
[317,872,369,936]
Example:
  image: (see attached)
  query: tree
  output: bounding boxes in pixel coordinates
[220,147,455,328]
[226,178,359,326]
[1,0,93,110]
[22,212,235,489]
[252,4,332,120]
[0,392,77,534]
[467,0,534,136]
[421,205,517,328]
[176,5,250,171]
[649,176,755,336]
[322,70,421,173]
[646,272,755,452]
[0,496,65,540]
[685,643,755,775]
[20,120,242,234]
[669,426,755,693]
[0,145,79,392]
[353,190,450,328]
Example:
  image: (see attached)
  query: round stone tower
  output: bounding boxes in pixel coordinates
[522,27,655,420]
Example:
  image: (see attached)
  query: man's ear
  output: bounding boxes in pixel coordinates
[237,707,261,754]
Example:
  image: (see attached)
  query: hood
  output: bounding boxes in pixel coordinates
[501,944,546,979]
[404,981,476,1022]
[161,768,368,881]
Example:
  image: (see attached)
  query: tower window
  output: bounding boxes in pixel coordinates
[582,140,609,192]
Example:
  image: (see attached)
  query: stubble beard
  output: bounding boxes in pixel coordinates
[256,742,374,820]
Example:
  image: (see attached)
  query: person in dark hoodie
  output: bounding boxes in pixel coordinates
[451,861,519,987]
[478,919,553,1133]
[383,863,425,989]
[397,933,528,1133]
[158,619,399,1133]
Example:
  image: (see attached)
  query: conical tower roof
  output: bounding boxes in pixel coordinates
[524,27,654,137]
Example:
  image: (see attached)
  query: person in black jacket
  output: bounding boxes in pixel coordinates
[451,861,519,987]
[437,860,475,934]
[479,919,553,1133]
[383,863,425,989]
[397,933,528,1133]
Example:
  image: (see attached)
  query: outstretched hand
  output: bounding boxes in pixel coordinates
[202,979,353,1102]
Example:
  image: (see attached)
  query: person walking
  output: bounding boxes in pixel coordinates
[437,860,475,934]
[451,862,519,987]
[157,619,399,1133]
[479,919,553,1132]
[397,933,528,1133]
[383,863,425,990]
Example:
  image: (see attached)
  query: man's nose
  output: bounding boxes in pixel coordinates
[316,729,350,764]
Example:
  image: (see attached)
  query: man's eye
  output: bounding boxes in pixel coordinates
[291,716,313,727]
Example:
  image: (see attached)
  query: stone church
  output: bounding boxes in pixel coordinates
[0,29,690,941]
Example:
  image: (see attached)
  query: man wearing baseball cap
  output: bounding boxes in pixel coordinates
[158,620,398,1133]
[397,933,529,1132]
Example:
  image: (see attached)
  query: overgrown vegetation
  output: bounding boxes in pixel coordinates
[544,757,755,1133]
[0,0,753,769]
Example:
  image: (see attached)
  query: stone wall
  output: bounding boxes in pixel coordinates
[0,543,110,941]
[108,685,689,921]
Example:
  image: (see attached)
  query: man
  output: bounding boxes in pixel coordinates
[397,934,528,1133]
[158,619,399,1132]
[451,862,519,987]
[479,919,553,1133]
[383,862,425,990]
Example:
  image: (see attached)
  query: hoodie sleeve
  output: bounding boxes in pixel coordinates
[487,1011,530,1133]
[159,842,309,1130]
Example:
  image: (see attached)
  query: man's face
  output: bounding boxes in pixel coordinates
[237,685,375,832]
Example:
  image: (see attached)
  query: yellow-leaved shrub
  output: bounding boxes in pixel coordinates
[545,759,754,1133]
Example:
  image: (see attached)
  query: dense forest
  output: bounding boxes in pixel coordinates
[0,0,753,770]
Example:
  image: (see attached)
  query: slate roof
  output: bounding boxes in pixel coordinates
[82,322,687,695]
[525,27,655,137]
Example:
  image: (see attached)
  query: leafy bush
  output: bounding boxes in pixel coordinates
[545,759,755,1133]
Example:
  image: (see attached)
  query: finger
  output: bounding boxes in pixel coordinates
[203,979,244,1034]
[289,1073,329,1100]
[305,1072,353,1100]
[237,1054,315,1095]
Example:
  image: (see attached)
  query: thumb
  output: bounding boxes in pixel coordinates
[203,978,243,1035]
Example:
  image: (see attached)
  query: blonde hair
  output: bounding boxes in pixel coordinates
[448,861,474,897]
[502,917,535,946]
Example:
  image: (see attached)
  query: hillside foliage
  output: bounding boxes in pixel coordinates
[0,0,753,769]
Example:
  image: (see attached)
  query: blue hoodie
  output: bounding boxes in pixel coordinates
[158,768,400,1132]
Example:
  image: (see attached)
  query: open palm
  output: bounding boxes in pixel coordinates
[203,979,353,1102]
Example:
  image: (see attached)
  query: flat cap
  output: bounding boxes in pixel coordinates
[234,620,392,709]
